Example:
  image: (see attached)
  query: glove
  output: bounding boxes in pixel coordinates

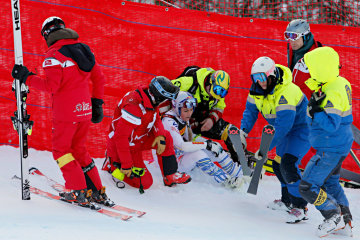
[120,168,132,178]
[206,140,223,157]
[240,129,248,149]
[152,135,166,155]
[11,64,34,84]
[91,98,104,123]
[254,149,262,161]
[308,92,326,119]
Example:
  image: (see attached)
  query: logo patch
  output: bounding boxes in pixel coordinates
[44,59,52,66]
[278,95,288,105]
[345,85,352,106]
[324,100,334,108]
[173,81,181,88]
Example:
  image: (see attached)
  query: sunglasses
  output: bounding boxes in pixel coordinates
[284,31,303,41]
[213,85,228,98]
[251,72,268,83]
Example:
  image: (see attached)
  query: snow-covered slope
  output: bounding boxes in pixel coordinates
[0,146,358,240]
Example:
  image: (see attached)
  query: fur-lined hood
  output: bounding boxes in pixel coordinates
[46,28,79,47]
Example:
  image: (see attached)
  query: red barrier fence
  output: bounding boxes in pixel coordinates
[1,0,359,172]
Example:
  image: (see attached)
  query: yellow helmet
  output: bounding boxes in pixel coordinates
[210,70,230,99]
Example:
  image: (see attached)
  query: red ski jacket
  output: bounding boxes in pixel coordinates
[108,87,166,169]
[27,38,105,122]
[288,40,321,99]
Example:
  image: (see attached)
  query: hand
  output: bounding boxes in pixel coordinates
[152,135,166,155]
[200,118,214,132]
[91,98,104,123]
[120,168,132,178]
[240,129,248,149]
[11,64,33,84]
[206,140,223,157]
[308,92,326,119]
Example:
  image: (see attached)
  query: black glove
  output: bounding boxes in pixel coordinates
[91,98,104,123]
[11,64,34,84]
[308,92,326,118]
[205,140,223,157]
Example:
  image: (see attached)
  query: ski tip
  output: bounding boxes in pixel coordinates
[137,212,146,217]
[29,167,39,174]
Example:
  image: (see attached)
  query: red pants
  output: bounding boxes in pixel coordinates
[107,130,176,189]
[52,120,102,191]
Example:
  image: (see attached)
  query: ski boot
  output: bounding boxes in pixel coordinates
[163,172,191,187]
[59,189,100,210]
[317,213,342,237]
[286,207,308,224]
[91,186,115,207]
[267,199,292,212]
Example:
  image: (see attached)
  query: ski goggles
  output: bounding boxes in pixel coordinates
[152,80,178,100]
[251,72,268,83]
[181,97,197,109]
[284,31,307,41]
[212,85,228,98]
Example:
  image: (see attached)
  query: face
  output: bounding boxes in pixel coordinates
[180,107,193,122]
[289,37,304,51]
[258,80,268,90]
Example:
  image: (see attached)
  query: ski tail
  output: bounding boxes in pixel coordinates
[247,125,275,195]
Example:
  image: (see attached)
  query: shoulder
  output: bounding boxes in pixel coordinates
[172,77,194,90]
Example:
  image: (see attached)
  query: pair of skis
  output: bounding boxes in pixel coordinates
[228,124,275,195]
[13,167,146,221]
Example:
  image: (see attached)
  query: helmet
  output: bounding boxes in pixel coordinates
[284,19,310,41]
[41,16,65,40]
[149,76,179,106]
[209,70,230,100]
[251,56,277,83]
[172,91,197,117]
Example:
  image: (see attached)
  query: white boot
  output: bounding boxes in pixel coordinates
[317,213,342,237]
[286,207,308,224]
[267,199,291,212]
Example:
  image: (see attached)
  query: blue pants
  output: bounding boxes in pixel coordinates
[275,132,310,208]
[301,152,349,214]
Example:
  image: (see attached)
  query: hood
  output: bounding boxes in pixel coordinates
[46,28,79,47]
[304,47,339,91]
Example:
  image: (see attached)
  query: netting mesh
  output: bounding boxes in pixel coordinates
[152,0,360,27]
[1,0,359,172]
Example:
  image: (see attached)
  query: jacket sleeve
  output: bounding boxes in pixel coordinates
[152,112,166,137]
[240,95,259,134]
[27,58,63,93]
[209,98,225,123]
[270,109,295,150]
[90,61,105,99]
[162,117,206,152]
[112,104,142,169]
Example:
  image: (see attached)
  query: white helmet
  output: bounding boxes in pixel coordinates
[251,56,277,84]
[41,16,65,39]
[172,91,197,117]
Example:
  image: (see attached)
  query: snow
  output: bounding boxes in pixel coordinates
[0,145,359,240]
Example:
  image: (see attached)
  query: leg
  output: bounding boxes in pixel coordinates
[213,150,242,178]
[52,120,87,190]
[71,121,103,191]
[299,152,344,219]
[200,118,239,164]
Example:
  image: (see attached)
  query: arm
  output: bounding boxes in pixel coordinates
[270,109,295,150]
[112,105,142,169]
[209,98,225,124]
[27,58,63,93]
[90,61,105,99]
[162,117,206,152]
[240,95,259,134]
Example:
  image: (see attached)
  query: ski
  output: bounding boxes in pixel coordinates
[247,125,275,195]
[228,125,251,176]
[29,167,146,217]
[11,0,33,200]
[12,175,131,220]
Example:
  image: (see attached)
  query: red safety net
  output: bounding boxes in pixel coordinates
[1,0,359,173]
[156,0,360,27]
